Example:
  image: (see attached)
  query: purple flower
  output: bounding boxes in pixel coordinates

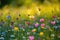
[10,25,14,29]
[18,24,22,27]
[35,23,39,27]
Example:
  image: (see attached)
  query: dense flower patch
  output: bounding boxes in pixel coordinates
[0,14,60,40]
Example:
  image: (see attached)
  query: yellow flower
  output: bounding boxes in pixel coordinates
[39,32,44,36]
[14,27,19,31]
[29,15,34,19]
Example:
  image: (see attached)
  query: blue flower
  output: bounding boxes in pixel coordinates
[6,15,11,19]
[2,32,6,35]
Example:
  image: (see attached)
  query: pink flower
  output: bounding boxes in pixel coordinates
[41,23,45,27]
[40,18,44,22]
[35,23,39,27]
[51,21,56,25]
[29,36,34,40]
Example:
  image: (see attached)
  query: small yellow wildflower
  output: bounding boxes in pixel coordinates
[39,32,44,36]
[14,27,19,31]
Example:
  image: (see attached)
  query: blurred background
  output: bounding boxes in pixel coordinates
[0,0,60,8]
[0,0,60,20]
[0,0,60,40]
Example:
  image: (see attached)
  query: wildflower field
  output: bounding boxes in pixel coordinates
[0,0,60,40]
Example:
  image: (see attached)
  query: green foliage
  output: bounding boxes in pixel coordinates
[0,0,60,8]
[38,0,45,4]
[58,0,60,3]
[13,0,25,7]
[0,0,13,8]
